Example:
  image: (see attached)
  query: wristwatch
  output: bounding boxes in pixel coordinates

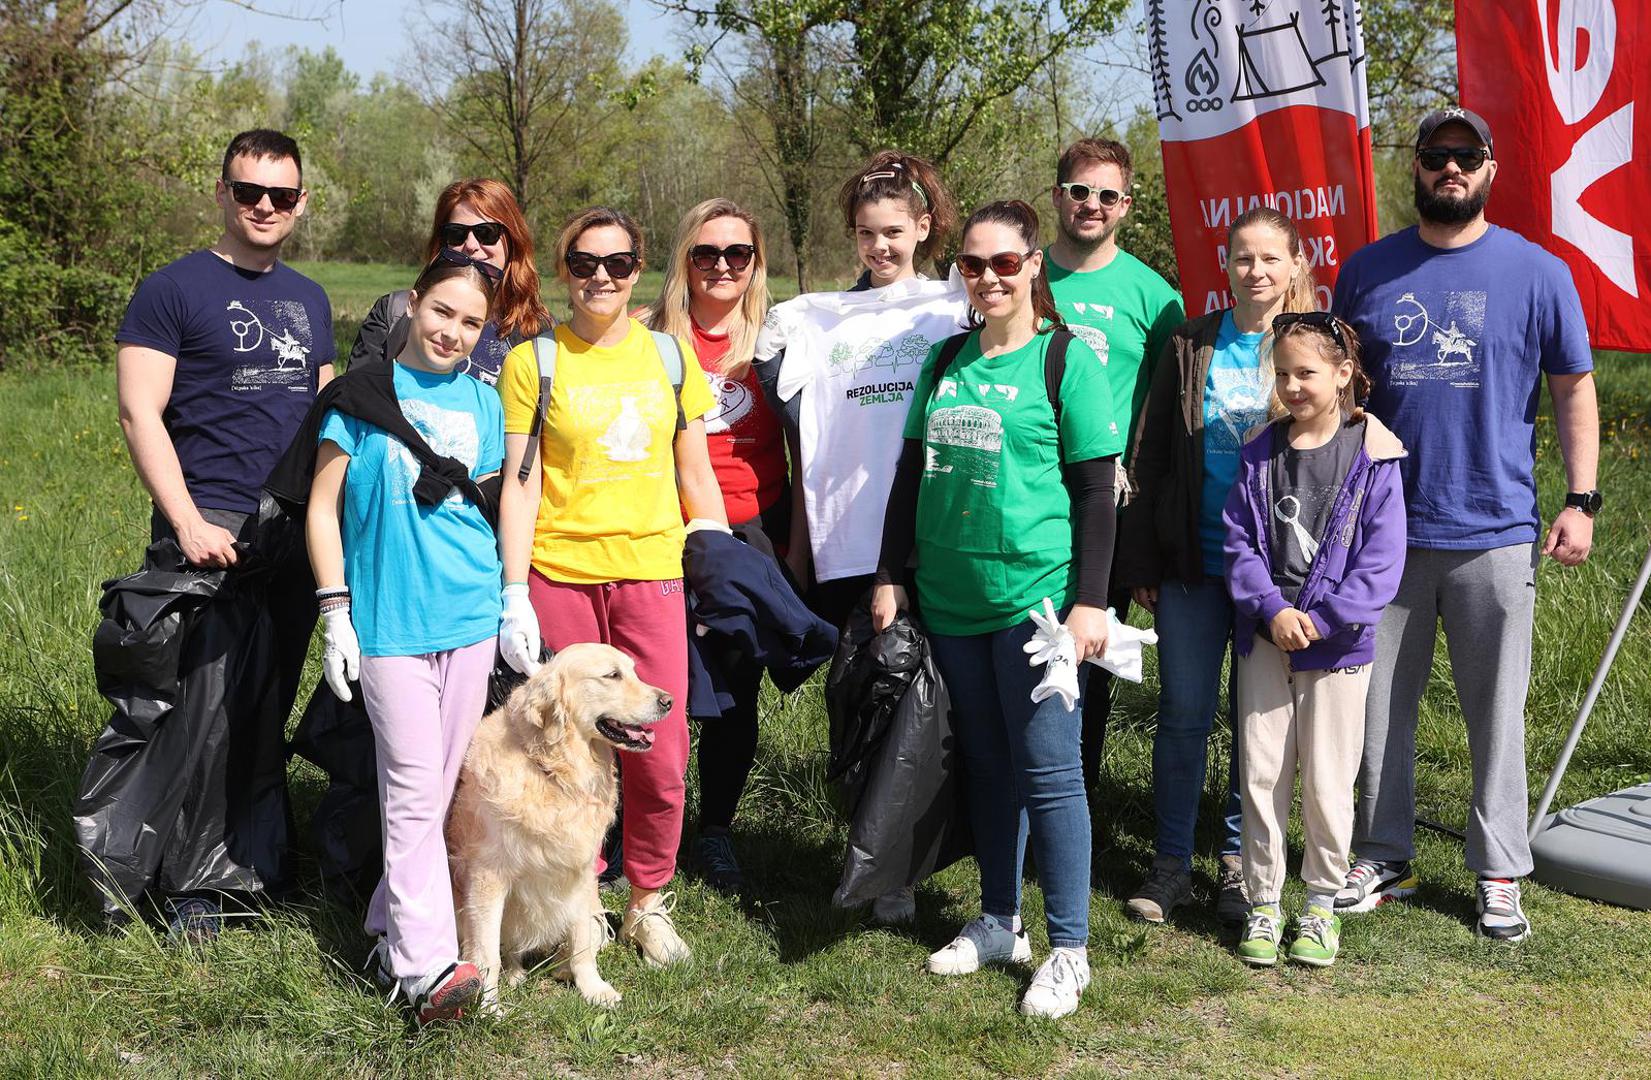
[1565,490,1603,516]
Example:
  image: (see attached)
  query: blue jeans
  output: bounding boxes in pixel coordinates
[929,617,1091,949]
[1153,579,1243,867]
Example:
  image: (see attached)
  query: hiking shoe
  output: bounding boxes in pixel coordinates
[164,894,223,946]
[1126,855,1192,923]
[870,886,917,926]
[1334,859,1418,913]
[620,891,692,967]
[695,828,743,895]
[405,961,482,1025]
[1288,905,1342,967]
[1475,878,1531,943]
[1018,947,1091,1019]
[926,916,1032,976]
[365,936,395,993]
[1216,854,1250,926]
[1237,904,1283,967]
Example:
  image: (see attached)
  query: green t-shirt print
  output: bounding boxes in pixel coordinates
[1044,248,1184,451]
[903,330,1125,636]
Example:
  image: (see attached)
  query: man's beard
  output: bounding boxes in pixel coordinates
[1414,174,1490,225]
[1059,213,1120,253]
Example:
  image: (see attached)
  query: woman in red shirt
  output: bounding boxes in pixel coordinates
[646,198,787,895]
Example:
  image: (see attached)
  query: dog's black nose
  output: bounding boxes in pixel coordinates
[656,693,672,713]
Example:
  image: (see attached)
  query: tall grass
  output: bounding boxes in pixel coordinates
[1,286,1648,1072]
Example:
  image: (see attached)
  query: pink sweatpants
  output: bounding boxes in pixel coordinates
[529,572,689,891]
[361,637,495,979]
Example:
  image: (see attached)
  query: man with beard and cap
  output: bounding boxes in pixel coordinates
[1043,137,1185,862]
[1330,107,1599,942]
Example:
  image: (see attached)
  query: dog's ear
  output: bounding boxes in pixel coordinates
[519,662,567,741]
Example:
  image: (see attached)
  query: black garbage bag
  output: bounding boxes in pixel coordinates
[826,597,970,908]
[74,516,305,917]
[288,649,536,900]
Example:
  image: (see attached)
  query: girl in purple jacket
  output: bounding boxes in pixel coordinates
[1220,311,1406,968]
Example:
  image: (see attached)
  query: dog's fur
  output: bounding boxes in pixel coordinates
[448,642,668,1008]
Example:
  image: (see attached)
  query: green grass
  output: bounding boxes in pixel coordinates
[3,312,1651,1074]
[287,260,807,367]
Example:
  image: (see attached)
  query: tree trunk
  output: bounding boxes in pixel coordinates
[772,36,813,292]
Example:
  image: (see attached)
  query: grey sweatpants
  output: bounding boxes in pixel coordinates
[1353,543,1538,878]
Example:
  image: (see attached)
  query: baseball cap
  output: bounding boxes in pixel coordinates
[1415,107,1494,156]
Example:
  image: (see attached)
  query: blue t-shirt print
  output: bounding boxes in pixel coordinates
[319,363,504,657]
[1333,225,1593,549]
[1199,311,1271,576]
[118,249,335,514]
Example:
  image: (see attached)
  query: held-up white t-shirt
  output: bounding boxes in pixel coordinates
[755,274,968,582]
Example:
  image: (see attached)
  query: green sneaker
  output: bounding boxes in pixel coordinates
[1237,904,1283,967]
[1288,905,1342,967]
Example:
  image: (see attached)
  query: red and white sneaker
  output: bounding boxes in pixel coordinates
[405,961,483,1025]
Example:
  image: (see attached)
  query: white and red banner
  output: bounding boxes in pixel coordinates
[1147,0,1377,314]
[1459,1,1651,353]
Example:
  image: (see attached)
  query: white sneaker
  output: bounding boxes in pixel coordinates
[926,916,1032,976]
[1475,878,1531,943]
[1018,947,1090,1019]
[619,891,692,967]
[870,886,916,926]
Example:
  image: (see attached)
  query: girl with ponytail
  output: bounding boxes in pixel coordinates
[1114,205,1319,931]
[872,201,1125,1019]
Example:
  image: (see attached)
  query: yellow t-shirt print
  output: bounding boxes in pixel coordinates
[499,320,714,584]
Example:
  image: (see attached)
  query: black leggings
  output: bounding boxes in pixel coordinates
[696,652,763,830]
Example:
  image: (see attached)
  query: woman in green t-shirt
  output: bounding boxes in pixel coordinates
[872,200,1124,1020]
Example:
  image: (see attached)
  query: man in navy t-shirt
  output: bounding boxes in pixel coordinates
[1331,108,1599,943]
[108,129,335,937]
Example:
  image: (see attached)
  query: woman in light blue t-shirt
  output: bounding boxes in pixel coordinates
[307,252,505,1026]
[1115,207,1320,929]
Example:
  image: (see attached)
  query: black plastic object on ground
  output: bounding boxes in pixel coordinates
[74,513,307,917]
[826,596,970,908]
[288,651,535,900]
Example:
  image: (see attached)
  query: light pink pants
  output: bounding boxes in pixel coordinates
[361,637,495,978]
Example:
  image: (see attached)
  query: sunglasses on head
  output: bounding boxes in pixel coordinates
[226,180,303,212]
[432,247,503,282]
[955,250,1035,279]
[440,221,508,248]
[1058,182,1125,208]
[688,244,756,273]
[1273,310,1349,353]
[1415,146,1490,172]
[566,250,640,280]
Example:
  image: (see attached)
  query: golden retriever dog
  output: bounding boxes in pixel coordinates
[447,642,669,1008]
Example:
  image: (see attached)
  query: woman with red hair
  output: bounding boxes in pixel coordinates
[350,178,552,383]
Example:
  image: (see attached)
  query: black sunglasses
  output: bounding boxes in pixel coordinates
[1415,146,1490,172]
[688,244,756,273]
[566,250,640,280]
[1273,310,1349,353]
[226,180,303,212]
[1057,182,1126,208]
[440,221,508,248]
[956,250,1035,279]
[431,247,503,282]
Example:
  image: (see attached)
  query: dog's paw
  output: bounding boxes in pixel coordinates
[504,967,529,988]
[579,980,622,1008]
[477,989,505,1018]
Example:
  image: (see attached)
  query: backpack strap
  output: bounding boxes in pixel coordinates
[382,289,412,362]
[648,329,687,431]
[516,334,558,483]
[926,332,973,399]
[1044,328,1072,427]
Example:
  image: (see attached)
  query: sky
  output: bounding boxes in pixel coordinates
[184,0,691,78]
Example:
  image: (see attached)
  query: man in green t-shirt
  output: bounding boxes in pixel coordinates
[1045,137,1185,797]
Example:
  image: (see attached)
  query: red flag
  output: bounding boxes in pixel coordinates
[1149,0,1378,315]
[1459,1,1651,352]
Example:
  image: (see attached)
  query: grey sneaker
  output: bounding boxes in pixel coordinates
[1334,859,1418,913]
[1216,854,1250,926]
[695,827,743,895]
[1127,855,1193,924]
[1475,878,1531,943]
[925,916,1032,976]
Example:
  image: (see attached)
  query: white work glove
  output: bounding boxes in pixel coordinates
[321,606,361,702]
[498,582,543,676]
[685,517,732,535]
[1099,614,1159,684]
[1024,597,1081,711]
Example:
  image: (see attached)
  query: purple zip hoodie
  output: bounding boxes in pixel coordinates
[1222,412,1407,671]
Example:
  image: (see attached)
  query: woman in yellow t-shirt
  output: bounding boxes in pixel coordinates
[495,206,727,968]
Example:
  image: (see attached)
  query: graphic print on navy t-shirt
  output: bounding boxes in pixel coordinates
[225,298,318,392]
[1384,289,1486,388]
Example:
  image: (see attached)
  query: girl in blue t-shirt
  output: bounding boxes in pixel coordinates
[307,252,505,1025]
[1115,206,1319,928]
